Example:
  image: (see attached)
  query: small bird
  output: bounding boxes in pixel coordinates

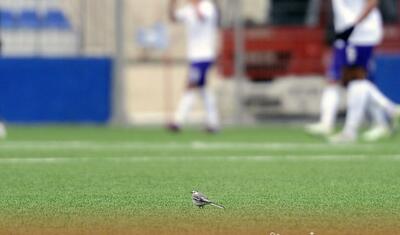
[191,191,225,209]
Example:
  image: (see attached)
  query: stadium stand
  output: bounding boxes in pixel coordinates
[13,9,39,55]
[19,9,40,28]
[270,0,311,26]
[0,9,16,29]
[40,9,78,56]
[42,9,70,29]
[0,5,78,56]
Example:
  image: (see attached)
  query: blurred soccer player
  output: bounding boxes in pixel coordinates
[306,0,400,142]
[167,0,220,133]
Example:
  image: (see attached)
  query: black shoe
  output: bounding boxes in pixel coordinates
[205,127,220,134]
[167,123,181,133]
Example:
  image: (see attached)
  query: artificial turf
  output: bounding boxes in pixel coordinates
[0,126,399,235]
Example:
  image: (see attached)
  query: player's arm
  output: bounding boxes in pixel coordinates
[336,0,380,42]
[169,0,178,23]
[194,2,206,22]
[355,0,379,24]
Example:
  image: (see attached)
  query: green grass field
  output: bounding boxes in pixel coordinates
[0,125,399,235]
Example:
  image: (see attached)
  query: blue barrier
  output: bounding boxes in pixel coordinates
[0,56,397,124]
[0,58,112,123]
[375,55,400,104]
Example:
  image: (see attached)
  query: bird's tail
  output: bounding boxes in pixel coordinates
[210,202,225,209]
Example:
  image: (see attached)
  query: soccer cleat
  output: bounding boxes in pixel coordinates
[0,122,6,139]
[305,123,333,136]
[362,126,391,142]
[166,123,181,133]
[191,191,225,209]
[205,126,220,134]
[329,132,356,144]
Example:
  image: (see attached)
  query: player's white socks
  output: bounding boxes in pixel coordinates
[368,101,389,129]
[342,80,370,138]
[174,88,220,129]
[320,85,340,130]
[174,89,196,126]
[365,80,397,116]
[200,88,219,129]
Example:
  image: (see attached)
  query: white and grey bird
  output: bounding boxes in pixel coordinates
[191,191,225,209]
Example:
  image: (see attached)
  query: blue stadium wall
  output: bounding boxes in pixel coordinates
[374,54,400,104]
[0,57,112,124]
[0,55,398,124]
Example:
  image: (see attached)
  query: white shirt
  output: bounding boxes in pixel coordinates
[332,0,383,45]
[175,0,218,61]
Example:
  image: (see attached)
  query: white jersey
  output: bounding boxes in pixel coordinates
[175,0,218,61]
[332,0,383,46]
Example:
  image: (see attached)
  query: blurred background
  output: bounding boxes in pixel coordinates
[0,0,399,126]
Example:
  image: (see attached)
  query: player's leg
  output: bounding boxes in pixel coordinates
[317,82,341,133]
[344,81,399,143]
[168,62,200,132]
[330,78,370,143]
[364,80,400,125]
[344,79,370,139]
[330,45,374,143]
[171,88,197,130]
[362,82,400,141]
[306,85,340,136]
[360,46,400,139]
[197,61,220,132]
[200,88,219,132]
[306,44,344,136]
[0,122,6,139]
[330,44,396,143]
[363,101,391,142]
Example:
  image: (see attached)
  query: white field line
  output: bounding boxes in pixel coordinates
[0,155,399,164]
[0,141,394,151]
